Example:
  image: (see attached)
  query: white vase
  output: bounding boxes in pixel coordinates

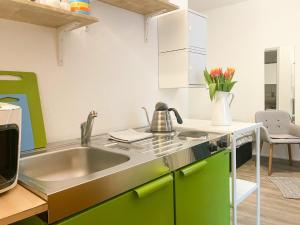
[211,91,234,126]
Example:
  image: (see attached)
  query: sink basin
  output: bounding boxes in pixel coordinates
[20,147,130,182]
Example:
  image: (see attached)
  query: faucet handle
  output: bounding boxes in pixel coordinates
[81,111,98,146]
[89,110,98,118]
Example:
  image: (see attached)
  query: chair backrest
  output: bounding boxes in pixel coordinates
[255,110,291,134]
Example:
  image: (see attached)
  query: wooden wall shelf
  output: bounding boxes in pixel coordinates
[0,0,99,65]
[97,0,178,41]
[97,0,178,16]
[0,0,177,63]
[0,0,98,30]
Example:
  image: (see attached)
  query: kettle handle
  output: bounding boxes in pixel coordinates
[141,107,151,127]
[168,108,183,124]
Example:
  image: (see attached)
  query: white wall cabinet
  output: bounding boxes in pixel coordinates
[158,9,207,53]
[159,49,206,88]
[158,9,207,88]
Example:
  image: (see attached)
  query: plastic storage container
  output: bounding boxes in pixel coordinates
[68,0,90,15]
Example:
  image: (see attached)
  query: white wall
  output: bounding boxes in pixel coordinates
[0,1,189,142]
[169,0,187,8]
[189,0,300,161]
[189,0,264,122]
[1,0,299,161]
[189,0,250,11]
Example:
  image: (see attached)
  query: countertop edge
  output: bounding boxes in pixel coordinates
[0,185,48,225]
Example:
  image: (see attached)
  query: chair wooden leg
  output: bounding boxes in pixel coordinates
[268,144,273,176]
[288,144,293,166]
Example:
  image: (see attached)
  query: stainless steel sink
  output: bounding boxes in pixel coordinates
[21,147,130,182]
[18,131,228,224]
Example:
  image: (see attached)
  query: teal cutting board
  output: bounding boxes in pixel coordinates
[0,94,35,152]
[0,71,47,149]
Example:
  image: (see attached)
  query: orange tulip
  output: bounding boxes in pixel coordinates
[210,68,223,77]
[224,67,235,79]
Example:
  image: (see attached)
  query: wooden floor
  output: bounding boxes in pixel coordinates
[237,157,300,225]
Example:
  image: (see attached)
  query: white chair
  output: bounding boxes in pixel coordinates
[255,110,300,175]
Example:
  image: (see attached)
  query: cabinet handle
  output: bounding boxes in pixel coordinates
[134,175,173,199]
[180,161,207,177]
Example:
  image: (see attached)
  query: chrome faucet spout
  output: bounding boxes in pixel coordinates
[81,111,98,146]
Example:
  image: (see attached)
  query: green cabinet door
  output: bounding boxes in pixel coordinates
[12,217,47,225]
[57,174,174,225]
[174,150,230,225]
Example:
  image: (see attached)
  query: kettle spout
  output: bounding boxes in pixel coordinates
[141,107,151,127]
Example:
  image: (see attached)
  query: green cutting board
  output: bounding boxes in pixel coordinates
[0,71,47,149]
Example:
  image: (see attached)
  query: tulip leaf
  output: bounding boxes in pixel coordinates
[223,82,228,92]
[204,69,212,84]
[228,81,237,91]
[209,83,217,101]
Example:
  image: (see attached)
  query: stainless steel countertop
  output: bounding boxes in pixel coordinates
[19,128,229,223]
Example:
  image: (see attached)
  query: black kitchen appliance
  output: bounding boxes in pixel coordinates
[0,103,21,193]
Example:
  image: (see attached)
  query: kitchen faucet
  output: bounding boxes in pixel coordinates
[81,111,98,146]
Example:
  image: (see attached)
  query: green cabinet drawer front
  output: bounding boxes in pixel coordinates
[175,151,230,225]
[58,174,174,225]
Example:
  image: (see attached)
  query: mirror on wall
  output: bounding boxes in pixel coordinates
[264,50,278,110]
[264,46,296,122]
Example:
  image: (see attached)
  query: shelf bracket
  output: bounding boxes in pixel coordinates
[144,10,167,42]
[144,16,151,42]
[56,22,81,66]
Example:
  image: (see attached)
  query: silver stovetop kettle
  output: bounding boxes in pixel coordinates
[142,102,183,132]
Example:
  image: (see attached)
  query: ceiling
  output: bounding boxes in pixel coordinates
[189,0,248,12]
